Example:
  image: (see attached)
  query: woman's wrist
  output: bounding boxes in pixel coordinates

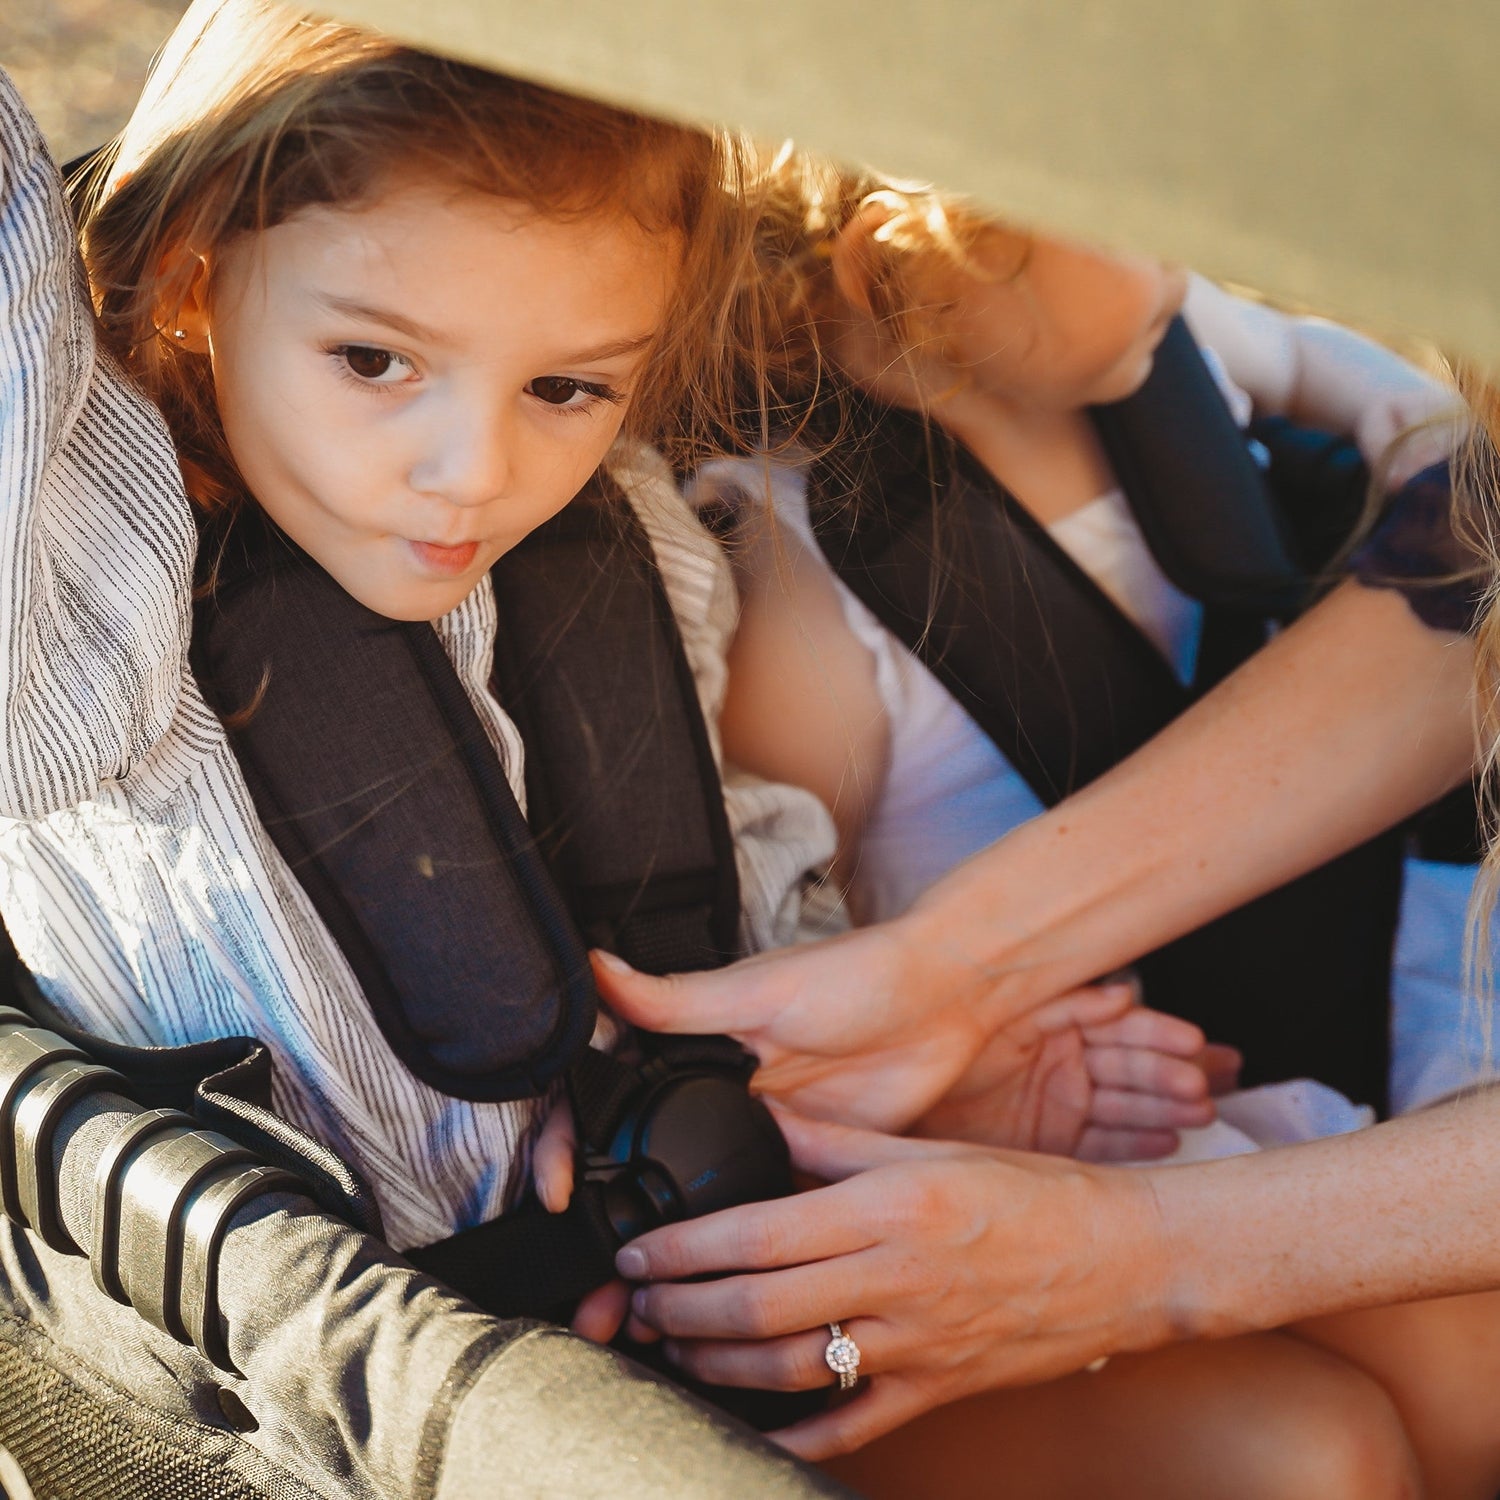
[1132,1092,1500,1346]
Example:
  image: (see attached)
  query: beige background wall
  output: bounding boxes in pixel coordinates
[4,0,1494,367]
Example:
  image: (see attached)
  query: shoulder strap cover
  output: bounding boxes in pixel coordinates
[191,509,596,1104]
[1089,316,1304,613]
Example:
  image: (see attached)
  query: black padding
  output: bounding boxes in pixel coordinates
[193,510,597,1103]
[809,405,1189,805]
[490,490,741,971]
[1092,317,1304,612]
[406,1189,619,1324]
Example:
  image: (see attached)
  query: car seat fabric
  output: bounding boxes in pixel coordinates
[0,1079,853,1500]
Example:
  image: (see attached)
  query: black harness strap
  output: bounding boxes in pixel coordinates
[1090,318,1304,613]
[489,486,741,973]
[410,488,758,1316]
[809,402,1191,805]
[192,508,596,1104]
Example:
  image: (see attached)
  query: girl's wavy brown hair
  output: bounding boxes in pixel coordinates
[79,0,760,511]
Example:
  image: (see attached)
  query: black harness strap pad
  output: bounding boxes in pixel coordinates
[490,482,741,973]
[191,512,596,1104]
[808,404,1189,805]
[1091,317,1304,613]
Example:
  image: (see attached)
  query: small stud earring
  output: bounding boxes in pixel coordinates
[172,329,187,340]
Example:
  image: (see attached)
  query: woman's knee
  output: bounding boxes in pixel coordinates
[1223,1341,1423,1500]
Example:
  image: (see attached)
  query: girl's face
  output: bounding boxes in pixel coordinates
[190,176,678,620]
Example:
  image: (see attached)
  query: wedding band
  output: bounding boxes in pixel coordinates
[824,1322,861,1390]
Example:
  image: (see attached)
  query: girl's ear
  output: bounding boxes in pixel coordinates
[159,248,212,354]
[828,198,895,317]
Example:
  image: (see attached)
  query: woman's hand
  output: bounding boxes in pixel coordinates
[616,1109,1173,1460]
[591,924,1021,1135]
[595,946,1221,1154]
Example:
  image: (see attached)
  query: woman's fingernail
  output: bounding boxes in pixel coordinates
[617,1246,647,1279]
[592,950,633,975]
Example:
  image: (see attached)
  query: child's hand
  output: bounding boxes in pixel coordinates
[534,1093,660,1345]
[914,980,1225,1162]
[532,1093,578,1214]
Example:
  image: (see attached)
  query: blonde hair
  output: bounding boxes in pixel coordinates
[735,149,997,444]
[1453,370,1500,1007]
[80,0,757,510]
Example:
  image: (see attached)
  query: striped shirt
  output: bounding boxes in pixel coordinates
[0,72,836,1251]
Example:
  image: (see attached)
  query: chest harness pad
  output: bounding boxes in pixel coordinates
[803,318,1403,1110]
[182,476,790,1320]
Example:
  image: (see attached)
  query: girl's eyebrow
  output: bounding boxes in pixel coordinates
[311,294,654,365]
[561,332,656,363]
[313,293,443,344]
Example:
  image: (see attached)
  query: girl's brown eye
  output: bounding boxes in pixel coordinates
[528,376,583,406]
[344,346,394,380]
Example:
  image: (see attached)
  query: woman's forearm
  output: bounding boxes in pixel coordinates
[903,580,1476,1022]
[1144,1086,1500,1340]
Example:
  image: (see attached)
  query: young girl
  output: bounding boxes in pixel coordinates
[0,0,824,1260]
[0,0,1204,1296]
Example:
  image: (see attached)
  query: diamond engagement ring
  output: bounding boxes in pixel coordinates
[824,1323,861,1390]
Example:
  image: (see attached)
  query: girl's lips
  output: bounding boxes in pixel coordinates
[407,538,480,576]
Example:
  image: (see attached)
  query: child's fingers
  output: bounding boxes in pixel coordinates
[1199,1043,1243,1096]
[533,1097,577,1214]
[1081,1007,1205,1057]
[1084,1046,1210,1102]
[1086,1087,1214,1132]
[571,1278,631,1343]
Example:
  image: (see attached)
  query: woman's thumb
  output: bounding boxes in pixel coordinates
[589,950,686,1030]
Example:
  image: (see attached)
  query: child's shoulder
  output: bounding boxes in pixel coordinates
[0,68,98,448]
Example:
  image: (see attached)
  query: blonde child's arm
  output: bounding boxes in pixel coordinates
[1182,273,1463,481]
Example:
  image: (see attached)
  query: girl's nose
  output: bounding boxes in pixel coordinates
[409,404,512,507]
